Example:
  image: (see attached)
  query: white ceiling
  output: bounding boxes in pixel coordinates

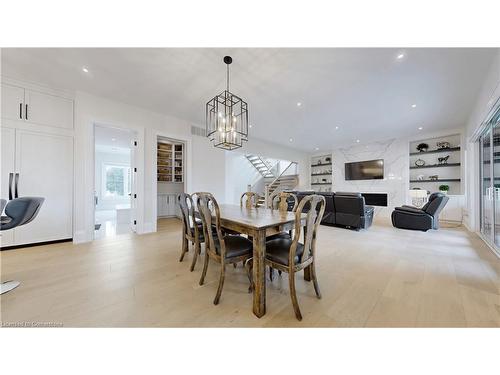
[1,48,496,151]
[95,124,132,154]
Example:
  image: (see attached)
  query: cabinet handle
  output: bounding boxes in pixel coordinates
[8,173,13,200]
[14,173,19,199]
[19,103,23,119]
[25,104,28,120]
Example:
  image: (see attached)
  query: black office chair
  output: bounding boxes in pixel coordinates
[1,197,45,294]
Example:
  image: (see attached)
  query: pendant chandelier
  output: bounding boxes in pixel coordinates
[206,56,249,150]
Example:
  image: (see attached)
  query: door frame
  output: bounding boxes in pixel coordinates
[85,120,145,242]
[150,129,192,233]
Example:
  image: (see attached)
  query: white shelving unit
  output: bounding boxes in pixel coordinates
[409,134,463,195]
[157,137,184,218]
[311,154,332,192]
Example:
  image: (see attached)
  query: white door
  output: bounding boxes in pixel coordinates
[129,138,137,232]
[24,89,73,129]
[14,130,73,245]
[1,84,25,122]
[0,127,16,247]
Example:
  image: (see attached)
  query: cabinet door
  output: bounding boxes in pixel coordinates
[24,89,73,129]
[14,130,73,245]
[0,127,16,247]
[1,84,24,121]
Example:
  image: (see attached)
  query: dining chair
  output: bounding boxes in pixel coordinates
[240,191,260,209]
[269,191,298,212]
[196,193,254,305]
[268,191,299,279]
[264,194,326,320]
[178,192,205,272]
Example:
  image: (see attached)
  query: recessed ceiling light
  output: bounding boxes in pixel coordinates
[249,124,253,128]
[411,104,417,108]
[82,67,89,73]
[314,147,319,151]
[356,139,360,143]
[111,138,116,141]
[335,126,339,130]
[397,53,405,60]
[297,102,302,107]
[289,138,293,142]
[418,126,423,130]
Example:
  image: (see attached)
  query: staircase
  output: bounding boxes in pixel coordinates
[245,155,276,178]
[266,174,299,200]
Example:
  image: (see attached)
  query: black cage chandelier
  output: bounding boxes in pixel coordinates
[206,56,249,150]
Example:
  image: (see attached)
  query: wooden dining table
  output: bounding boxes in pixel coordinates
[214,204,306,318]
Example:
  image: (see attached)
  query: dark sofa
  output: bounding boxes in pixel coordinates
[290,191,374,230]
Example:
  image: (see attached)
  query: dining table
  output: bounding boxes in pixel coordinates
[213,204,307,318]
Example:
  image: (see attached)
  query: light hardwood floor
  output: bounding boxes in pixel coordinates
[1,218,499,327]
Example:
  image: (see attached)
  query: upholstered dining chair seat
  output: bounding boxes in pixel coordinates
[266,232,292,241]
[214,235,253,258]
[265,238,306,266]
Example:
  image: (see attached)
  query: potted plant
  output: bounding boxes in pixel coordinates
[439,184,449,195]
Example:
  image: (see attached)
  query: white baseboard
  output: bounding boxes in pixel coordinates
[141,222,155,234]
[73,230,91,244]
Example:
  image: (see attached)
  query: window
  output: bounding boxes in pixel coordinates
[102,163,131,199]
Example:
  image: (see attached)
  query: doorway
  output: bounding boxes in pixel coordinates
[94,124,137,239]
[478,103,500,256]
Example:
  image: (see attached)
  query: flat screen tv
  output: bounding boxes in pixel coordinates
[345,159,384,180]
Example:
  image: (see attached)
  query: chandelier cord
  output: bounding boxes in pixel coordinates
[226,63,230,92]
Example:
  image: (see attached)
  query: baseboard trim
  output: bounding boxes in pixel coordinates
[1,238,73,251]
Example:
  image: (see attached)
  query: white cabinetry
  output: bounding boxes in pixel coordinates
[1,83,74,129]
[440,195,465,223]
[1,81,74,247]
[157,194,179,218]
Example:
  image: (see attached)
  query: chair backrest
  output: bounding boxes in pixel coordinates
[240,192,259,209]
[270,191,298,212]
[422,192,449,217]
[290,195,326,264]
[333,192,365,216]
[196,193,226,258]
[178,193,197,237]
[1,197,45,231]
[0,199,6,214]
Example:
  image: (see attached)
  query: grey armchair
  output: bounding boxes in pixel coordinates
[391,192,449,231]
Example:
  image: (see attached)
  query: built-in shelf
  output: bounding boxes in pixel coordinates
[410,179,461,183]
[410,163,461,170]
[410,147,460,156]
[311,154,332,193]
[311,163,332,167]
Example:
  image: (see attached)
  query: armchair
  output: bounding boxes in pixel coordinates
[391,192,449,231]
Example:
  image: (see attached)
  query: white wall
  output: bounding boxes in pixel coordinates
[72,91,310,242]
[464,50,500,231]
[332,138,409,217]
[225,152,261,205]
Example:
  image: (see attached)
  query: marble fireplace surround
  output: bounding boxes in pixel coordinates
[331,138,409,218]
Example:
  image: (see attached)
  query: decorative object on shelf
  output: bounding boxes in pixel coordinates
[437,155,450,165]
[206,56,248,150]
[417,174,425,181]
[436,141,451,149]
[416,143,429,152]
[439,184,449,195]
[415,158,426,167]
[429,175,439,181]
[316,160,322,165]
[325,156,331,163]
[409,188,428,208]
